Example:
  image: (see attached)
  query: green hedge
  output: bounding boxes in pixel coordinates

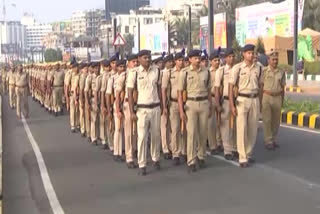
[282,98,320,114]
[278,64,293,74]
[304,61,320,75]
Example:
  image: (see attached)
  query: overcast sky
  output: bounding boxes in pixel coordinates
[4,0,166,23]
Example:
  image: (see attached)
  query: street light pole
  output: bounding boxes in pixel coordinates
[208,0,214,53]
[293,0,298,87]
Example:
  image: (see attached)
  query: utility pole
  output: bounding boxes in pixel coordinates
[208,0,214,53]
[293,0,298,87]
[188,5,192,51]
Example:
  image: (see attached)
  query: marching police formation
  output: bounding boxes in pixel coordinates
[0,44,286,176]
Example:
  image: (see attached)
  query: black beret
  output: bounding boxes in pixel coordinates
[116,59,127,66]
[70,62,78,68]
[79,63,88,69]
[174,53,184,60]
[127,54,138,61]
[224,48,234,57]
[153,56,163,64]
[163,54,174,63]
[201,55,208,61]
[242,44,255,52]
[184,56,189,61]
[110,54,119,62]
[138,49,151,57]
[188,49,202,58]
[209,52,219,60]
[101,60,110,67]
[92,62,100,67]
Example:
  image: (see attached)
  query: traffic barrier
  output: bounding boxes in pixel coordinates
[281,110,320,130]
[285,86,302,93]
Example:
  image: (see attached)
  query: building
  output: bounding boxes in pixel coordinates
[25,23,52,48]
[165,0,205,18]
[0,21,26,62]
[105,0,150,19]
[42,32,73,51]
[71,9,105,38]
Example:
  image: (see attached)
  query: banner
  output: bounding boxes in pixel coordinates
[200,13,227,50]
[133,21,169,53]
[236,0,305,46]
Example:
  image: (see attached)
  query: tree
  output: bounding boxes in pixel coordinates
[232,38,242,63]
[170,17,189,49]
[44,49,59,62]
[255,37,266,54]
[124,34,134,54]
[303,0,320,31]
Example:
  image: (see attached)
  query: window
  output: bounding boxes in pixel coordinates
[125,26,129,34]
[143,18,153,24]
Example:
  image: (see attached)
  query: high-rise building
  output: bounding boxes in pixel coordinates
[105,0,150,19]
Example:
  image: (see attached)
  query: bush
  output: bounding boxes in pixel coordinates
[282,98,320,114]
[255,37,265,54]
[278,64,293,74]
[304,61,320,75]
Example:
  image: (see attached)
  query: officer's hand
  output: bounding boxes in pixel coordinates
[216,105,223,113]
[231,106,237,117]
[131,113,138,122]
[117,111,123,119]
[163,108,168,116]
[180,112,187,123]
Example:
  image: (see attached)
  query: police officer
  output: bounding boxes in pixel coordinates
[161,54,174,160]
[69,62,80,133]
[52,63,65,116]
[15,65,29,119]
[162,50,186,165]
[64,63,73,112]
[99,60,111,148]
[127,50,162,176]
[116,54,139,168]
[78,63,89,136]
[215,48,238,160]
[200,50,209,69]
[207,52,221,155]
[8,66,17,109]
[84,63,95,141]
[178,50,213,172]
[229,44,263,168]
[262,51,285,150]
[46,64,55,112]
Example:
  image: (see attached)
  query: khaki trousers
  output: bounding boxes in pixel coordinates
[52,87,63,112]
[219,100,235,155]
[107,116,115,151]
[69,95,79,130]
[113,111,124,156]
[161,112,170,154]
[90,105,99,142]
[99,110,107,144]
[136,107,161,168]
[124,102,137,162]
[170,102,186,158]
[185,100,209,166]
[236,97,259,163]
[79,102,86,134]
[85,102,91,138]
[9,85,16,108]
[208,99,217,150]
[16,87,29,118]
[262,95,282,145]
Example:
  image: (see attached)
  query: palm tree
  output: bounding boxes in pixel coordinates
[170,17,189,49]
[303,0,320,31]
[124,34,134,54]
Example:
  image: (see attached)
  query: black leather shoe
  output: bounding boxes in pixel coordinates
[81,133,86,138]
[188,164,197,173]
[198,159,206,169]
[127,162,133,169]
[163,153,170,160]
[153,161,161,170]
[91,140,98,146]
[217,145,224,153]
[119,156,125,162]
[210,149,219,155]
[102,144,109,150]
[173,157,180,166]
[181,155,187,163]
[113,155,119,162]
[265,144,275,151]
[71,129,76,133]
[138,167,147,176]
[232,151,239,160]
[240,162,249,168]
[224,154,234,161]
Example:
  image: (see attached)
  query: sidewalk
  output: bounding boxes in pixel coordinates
[286,80,320,94]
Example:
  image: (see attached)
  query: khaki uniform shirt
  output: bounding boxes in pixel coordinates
[64,69,72,87]
[8,71,16,85]
[215,64,233,97]
[209,67,218,96]
[100,70,110,94]
[53,70,65,87]
[229,62,263,94]
[15,72,28,87]
[178,65,211,98]
[105,70,117,95]
[161,67,180,100]
[70,72,80,93]
[79,72,88,91]
[262,66,286,92]
[115,71,128,98]
[127,65,161,105]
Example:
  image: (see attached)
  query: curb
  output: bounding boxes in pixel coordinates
[281,110,320,129]
[285,86,302,93]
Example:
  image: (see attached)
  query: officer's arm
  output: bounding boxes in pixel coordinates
[128,88,134,115]
[115,91,121,114]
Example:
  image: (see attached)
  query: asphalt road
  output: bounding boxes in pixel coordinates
[2,96,320,214]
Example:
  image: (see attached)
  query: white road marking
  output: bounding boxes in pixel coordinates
[22,116,65,214]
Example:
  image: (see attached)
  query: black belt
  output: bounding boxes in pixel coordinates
[170,98,178,102]
[211,94,215,97]
[238,93,258,98]
[137,103,160,109]
[53,85,63,87]
[187,96,208,101]
[223,96,229,100]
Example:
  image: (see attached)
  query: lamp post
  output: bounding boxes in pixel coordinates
[208,0,214,53]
